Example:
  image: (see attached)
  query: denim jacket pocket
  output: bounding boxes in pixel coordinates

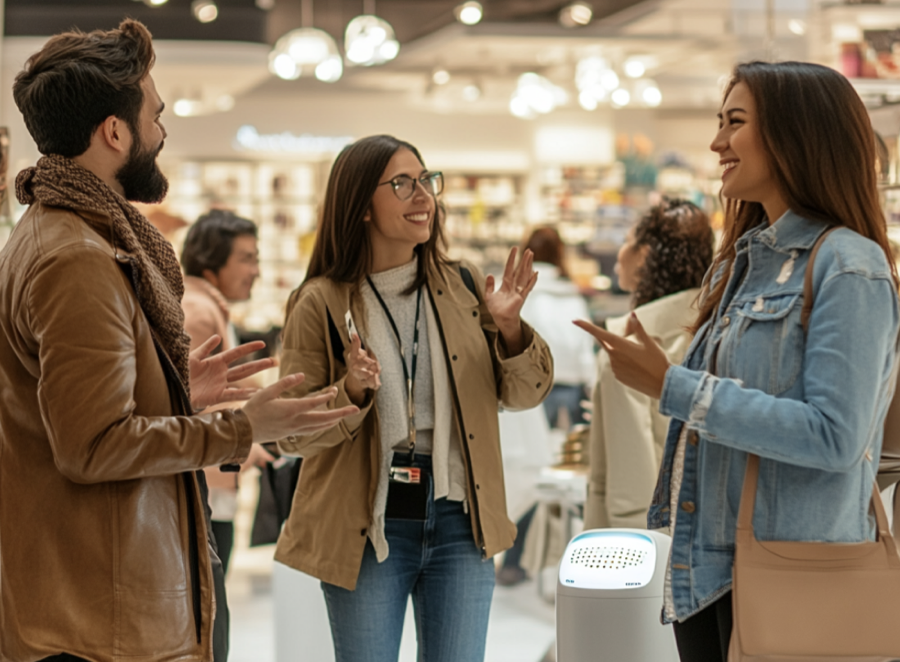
[728,293,804,395]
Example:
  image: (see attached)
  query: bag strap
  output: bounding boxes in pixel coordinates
[459,265,478,298]
[800,225,840,334]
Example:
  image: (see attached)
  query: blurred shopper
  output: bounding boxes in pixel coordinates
[497,226,593,587]
[181,209,274,574]
[520,227,594,429]
[583,200,714,531]
[275,134,553,662]
[0,20,358,662]
[576,61,900,662]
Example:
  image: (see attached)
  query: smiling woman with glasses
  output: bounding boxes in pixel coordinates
[273,134,554,662]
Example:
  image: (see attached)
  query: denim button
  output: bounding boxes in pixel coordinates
[681,501,696,513]
[688,431,699,446]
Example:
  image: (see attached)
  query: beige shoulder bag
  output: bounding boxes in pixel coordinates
[728,454,900,661]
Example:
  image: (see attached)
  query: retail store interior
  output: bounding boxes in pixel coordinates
[3,0,900,660]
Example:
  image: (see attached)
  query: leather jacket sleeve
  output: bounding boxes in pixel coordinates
[25,245,252,483]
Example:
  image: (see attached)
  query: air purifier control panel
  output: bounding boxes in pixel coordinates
[558,530,658,590]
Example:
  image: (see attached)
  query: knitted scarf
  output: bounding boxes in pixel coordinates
[16,154,192,391]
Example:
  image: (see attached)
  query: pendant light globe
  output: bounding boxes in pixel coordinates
[344,14,400,66]
[269,28,342,82]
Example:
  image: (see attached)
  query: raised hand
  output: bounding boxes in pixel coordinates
[484,247,538,356]
[189,336,275,410]
[240,373,360,443]
[344,333,381,406]
[573,312,671,399]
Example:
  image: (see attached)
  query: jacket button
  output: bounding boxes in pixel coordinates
[437,290,443,295]
[476,484,480,490]
[472,311,477,317]
[681,501,696,513]
[688,431,699,446]
[360,528,367,536]
[469,434,474,440]
[536,382,542,389]
[452,355,458,361]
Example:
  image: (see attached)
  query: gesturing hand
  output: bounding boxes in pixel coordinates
[344,333,381,406]
[573,312,671,399]
[484,247,538,356]
[240,373,360,443]
[189,336,275,410]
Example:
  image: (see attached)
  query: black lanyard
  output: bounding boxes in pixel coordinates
[366,276,423,460]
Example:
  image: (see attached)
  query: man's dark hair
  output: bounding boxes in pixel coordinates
[13,19,155,157]
[181,210,258,278]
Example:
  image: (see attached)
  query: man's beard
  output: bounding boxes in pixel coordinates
[115,132,168,204]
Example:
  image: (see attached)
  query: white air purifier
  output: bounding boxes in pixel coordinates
[556,528,679,662]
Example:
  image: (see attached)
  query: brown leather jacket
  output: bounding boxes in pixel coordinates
[274,261,553,589]
[0,203,253,661]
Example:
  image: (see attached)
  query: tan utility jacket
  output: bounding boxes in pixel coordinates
[275,260,553,590]
[0,203,253,661]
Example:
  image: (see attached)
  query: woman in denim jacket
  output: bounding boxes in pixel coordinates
[577,61,900,662]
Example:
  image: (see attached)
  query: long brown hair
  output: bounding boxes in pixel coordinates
[287,135,450,317]
[524,226,569,278]
[694,61,899,333]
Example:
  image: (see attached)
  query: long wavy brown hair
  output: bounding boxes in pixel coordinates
[286,135,450,318]
[693,61,899,333]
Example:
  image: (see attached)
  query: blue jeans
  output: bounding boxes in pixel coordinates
[321,457,495,662]
[542,383,585,429]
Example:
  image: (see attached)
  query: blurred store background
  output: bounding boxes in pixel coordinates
[2,1,900,660]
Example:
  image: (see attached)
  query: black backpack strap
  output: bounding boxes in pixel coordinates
[326,309,346,365]
[459,265,478,299]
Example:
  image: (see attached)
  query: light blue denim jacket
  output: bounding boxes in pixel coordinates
[648,210,900,622]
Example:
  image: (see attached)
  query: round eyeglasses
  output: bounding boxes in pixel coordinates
[377,171,444,201]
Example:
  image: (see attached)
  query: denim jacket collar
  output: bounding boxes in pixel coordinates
[737,210,831,255]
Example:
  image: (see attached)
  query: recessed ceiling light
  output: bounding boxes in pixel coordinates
[455,1,483,26]
[192,0,218,23]
[560,2,593,28]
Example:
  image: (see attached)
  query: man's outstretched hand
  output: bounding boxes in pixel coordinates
[189,336,274,410]
[240,373,360,443]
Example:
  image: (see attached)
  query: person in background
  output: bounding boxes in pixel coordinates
[496,226,594,588]
[275,134,553,662]
[583,200,714,530]
[181,209,274,574]
[576,61,899,662]
[0,19,360,662]
[520,226,595,429]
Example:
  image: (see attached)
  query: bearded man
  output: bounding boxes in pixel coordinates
[0,20,359,662]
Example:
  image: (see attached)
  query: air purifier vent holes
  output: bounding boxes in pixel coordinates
[568,546,649,570]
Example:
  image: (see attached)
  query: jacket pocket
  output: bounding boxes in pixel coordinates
[727,293,804,395]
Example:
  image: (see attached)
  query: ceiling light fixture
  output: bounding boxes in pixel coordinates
[635,79,662,107]
[610,88,631,108]
[142,0,169,6]
[462,83,482,101]
[432,68,451,85]
[559,2,593,28]
[269,0,343,82]
[788,19,806,35]
[623,57,646,78]
[345,1,400,66]
[455,1,483,26]
[509,72,567,119]
[575,57,618,110]
[191,0,218,23]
